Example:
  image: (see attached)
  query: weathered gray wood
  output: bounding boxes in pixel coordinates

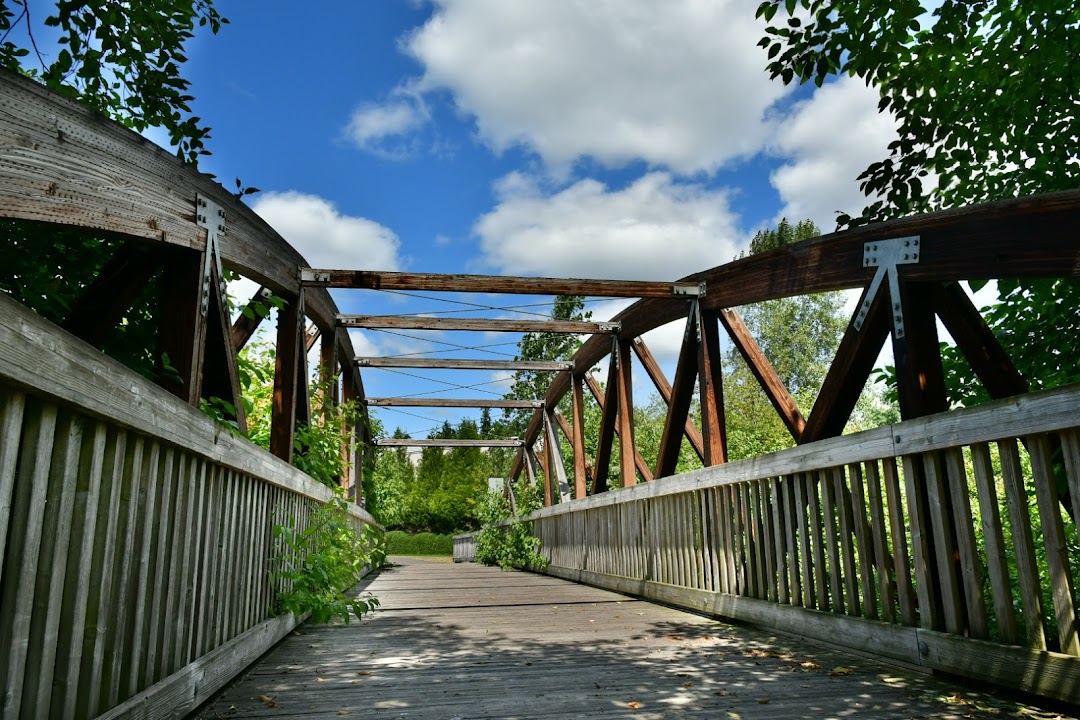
[920,451,963,634]
[847,462,877,620]
[770,477,789,604]
[144,447,176,687]
[0,70,342,334]
[782,476,802,605]
[0,434,45,708]
[77,428,127,717]
[794,474,814,609]
[832,467,861,618]
[806,473,829,611]
[26,408,79,717]
[0,292,365,514]
[102,436,145,711]
[916,629,1080,707]
[969,442,1018,644]
[882,457,917,625]
[0,387,25,582]
[943,447,989,639]
[819,471,844,614]
[1026,433,1080,655]
[759,481,777,602]
[1064,429,1080,557]
[998,438,1047,650]
[901,454,938,631]
[53,420,107,718]
[356,357,573,371]
[863,460,897,624]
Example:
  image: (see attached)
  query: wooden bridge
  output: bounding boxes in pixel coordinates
[1,69,1079,719]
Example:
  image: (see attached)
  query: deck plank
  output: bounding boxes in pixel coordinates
[194,557,1065,720]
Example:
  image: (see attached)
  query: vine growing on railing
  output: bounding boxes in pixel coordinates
[474,480,546,571]
[272,495,384,624]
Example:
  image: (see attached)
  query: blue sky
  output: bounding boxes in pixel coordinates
[183,1,904,439]
[25,1,909,439]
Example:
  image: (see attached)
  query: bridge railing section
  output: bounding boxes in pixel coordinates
[528,384,1080,705]
[0,292,380,720]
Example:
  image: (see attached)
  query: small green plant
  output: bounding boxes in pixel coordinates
[474,481,546,571]
[272,496,384,624]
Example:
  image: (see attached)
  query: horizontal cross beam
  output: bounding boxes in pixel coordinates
[356,357,573,371]
[374,438,524,448]
[340,315,619,333]
[367,397,542,409]
[302,269,704,298]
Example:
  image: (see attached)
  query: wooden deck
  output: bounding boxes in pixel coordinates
[194,558,1070,720]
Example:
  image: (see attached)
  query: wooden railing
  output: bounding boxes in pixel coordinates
[525,384,1080,705]
[0,292,380,719]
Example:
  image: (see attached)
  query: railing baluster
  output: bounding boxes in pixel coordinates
[943,448,989,639]
[999,438,1047,650]
[1027,433,1080,655]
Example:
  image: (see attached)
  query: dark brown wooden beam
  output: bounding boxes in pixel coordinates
[303,268,703,298]
[717,307,806,440]
[545,409,569,504]
[270,290,303,462]
[509,408,544,481]
[654,311,700,478]
[230,286,272,351]
[356,357,573,371]
[338,315,618,334]
[571,374,589,499]
[374,438,523,448]
[894,282,949,419]
[591,347,620,495]
[801,286,892,443]
[616,339,638,487]
[62,241,158,348]
[367,397,542,409]
[632,335,705,463]
[933,282,1028,399]
[156,246,206,405]
[698,309,728,465]
[585,372,654,486]
[200,262,247,434]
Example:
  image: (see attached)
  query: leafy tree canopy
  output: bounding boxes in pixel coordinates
[757,0,1079,225]
[758,0,1080,407]
[1,0,227,163]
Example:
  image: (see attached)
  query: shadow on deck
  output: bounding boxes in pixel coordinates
[193,557,1069,720]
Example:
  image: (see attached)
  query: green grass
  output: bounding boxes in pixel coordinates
[384,530,454,556]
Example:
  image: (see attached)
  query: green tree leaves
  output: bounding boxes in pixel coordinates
[1,0,227,164]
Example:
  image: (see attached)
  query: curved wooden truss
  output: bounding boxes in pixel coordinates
[1,66,1077,509]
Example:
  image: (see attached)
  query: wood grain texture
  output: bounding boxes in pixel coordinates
[195,558,1052,719]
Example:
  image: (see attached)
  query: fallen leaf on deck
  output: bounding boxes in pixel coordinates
[357,671,370,676]
[316,677,326,682]
[830,666,855,676]
[627,701,642,709]
[682,682,694,687]
[337,711,350,716]
[713,691,728,697]
[758,699,770,704]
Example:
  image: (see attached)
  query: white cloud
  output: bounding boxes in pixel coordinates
[769,76,898,232]
[474,172,743,280]
[345,98,427,158]
[403,0,787,174]
[251,191,402,271]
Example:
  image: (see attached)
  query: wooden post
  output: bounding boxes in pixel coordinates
[697,308,727,465]
[545,409,571,502]
[200,262,248,434]
[616,338,637,488]
[156,246,207,405]
[592,341,620,494]
[571,373,588,499]
[230,286,271,351]
[654,309,700,478]
[270,290,303,462]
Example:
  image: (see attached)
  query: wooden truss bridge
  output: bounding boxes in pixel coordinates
[0,68,1078,718]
